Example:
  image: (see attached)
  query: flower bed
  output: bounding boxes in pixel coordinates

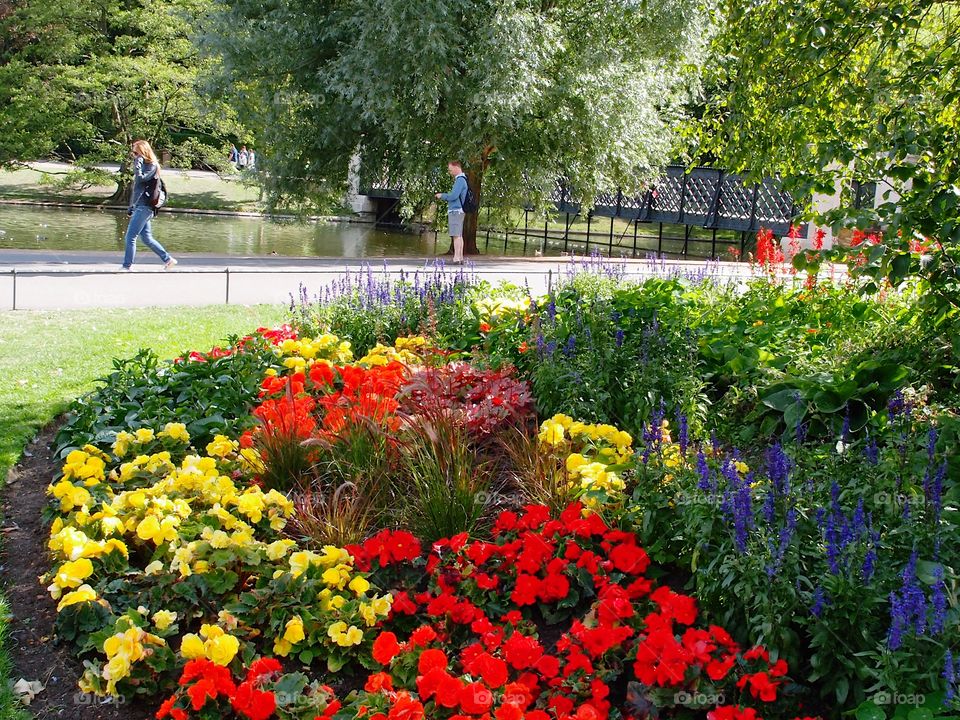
[42,261,959,719]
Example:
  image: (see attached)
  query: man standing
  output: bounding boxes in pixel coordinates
[435,160,467,264]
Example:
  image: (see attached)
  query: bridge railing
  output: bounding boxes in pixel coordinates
[361,165,801,236]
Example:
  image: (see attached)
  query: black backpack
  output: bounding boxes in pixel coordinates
[145,174,168,213]
[460,177,479,213]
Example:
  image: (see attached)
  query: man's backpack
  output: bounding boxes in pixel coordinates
[460,178,479,213]
[145,175,168,213]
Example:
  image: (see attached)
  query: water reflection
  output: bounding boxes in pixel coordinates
[0,205,448,258]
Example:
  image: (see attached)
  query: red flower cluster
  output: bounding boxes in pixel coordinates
[349,529,423,572]
[157,657,282,720]
[345,502,791,720]
[755,228,785,267]
[850,229,882,247]
[250,362,409,445]
[175,325,299,364]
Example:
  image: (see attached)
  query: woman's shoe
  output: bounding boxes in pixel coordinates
[164,257,178,270]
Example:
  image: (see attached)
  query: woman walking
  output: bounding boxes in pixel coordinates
[123,140,176,270]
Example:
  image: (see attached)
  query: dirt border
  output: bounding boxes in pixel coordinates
[1,423,152,720]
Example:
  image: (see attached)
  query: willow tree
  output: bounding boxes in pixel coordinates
[203,0,711,253]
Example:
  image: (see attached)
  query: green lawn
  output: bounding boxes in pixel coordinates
[0,164,263,212]
[0,304,287,719]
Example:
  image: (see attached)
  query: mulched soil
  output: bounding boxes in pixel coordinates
[1,422,152,720]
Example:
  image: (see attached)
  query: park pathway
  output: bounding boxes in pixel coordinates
[0,250,830,310]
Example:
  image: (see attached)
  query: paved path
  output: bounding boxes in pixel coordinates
[0,249,824,310]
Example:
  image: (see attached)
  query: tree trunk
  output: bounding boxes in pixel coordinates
[107,155,132,206]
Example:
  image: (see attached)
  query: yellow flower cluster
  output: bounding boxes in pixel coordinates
[474,296,529,321]
[113,423,190,459]
[48,420,390,696]
[181,624,241,666]
[271,550,392,656]
[99,626,167,694]
[538,414,635,508]
[357,335,429,367]
[537,414,634,464]
[277,334,353,373]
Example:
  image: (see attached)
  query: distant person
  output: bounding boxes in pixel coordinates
[435,160,468,264]
[248,147,256,170]
[238,145,248,170]
[228,143,239,166]
[122,140,176,271]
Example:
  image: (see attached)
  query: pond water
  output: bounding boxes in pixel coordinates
[0,205,528,258]
[0,204,724,259]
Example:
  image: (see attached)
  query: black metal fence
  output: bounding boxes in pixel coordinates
[362,165,803,258]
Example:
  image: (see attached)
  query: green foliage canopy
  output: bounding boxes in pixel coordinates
[203,0,711,213]
[0,0,237,174]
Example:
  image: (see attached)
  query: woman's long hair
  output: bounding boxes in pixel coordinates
[131,140,160,166]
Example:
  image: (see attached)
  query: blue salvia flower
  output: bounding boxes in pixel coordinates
[536,333,546,355]
[795,420,809,444]
[767,443,791,496]
[677,414,689,455]
[824,514,841,574]
[865,434,879,465]
[563,334,576,357]
[711,431,720,454]
[888,591,907,650]
[861,545,877,583]
[810,586,829,618]
[547,297,557,323]
[732,473,755,553]
[815,507,827,530]
[696,449,712,491]
[887,390,905,422]
[615,328,625,348]
[841,412,851,442]
[931,565,947,635]
[545,340,557,357]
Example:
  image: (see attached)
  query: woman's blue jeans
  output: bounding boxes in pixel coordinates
[123,205,171,268]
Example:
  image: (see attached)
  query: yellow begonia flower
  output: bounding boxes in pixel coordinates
[50,480,92,513]
[52,558,94,591]
[327,621,363,647]
[348,576,370,596]
[57,583,97,611]
[181,633,205,659]
[206,633,240,666]
[565,453,588,474]
[144,561,165,576]
[136,515,179,545]
[159,423,190,443]
[283,616,306,644]
[236,491,266,523]
[735,461,749,474]
[112,431,135,458]
[134,428,155,444]
[152,610,177,630]
[266,540,295,560]
[206,435,237,458]
[538,420,565,446]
